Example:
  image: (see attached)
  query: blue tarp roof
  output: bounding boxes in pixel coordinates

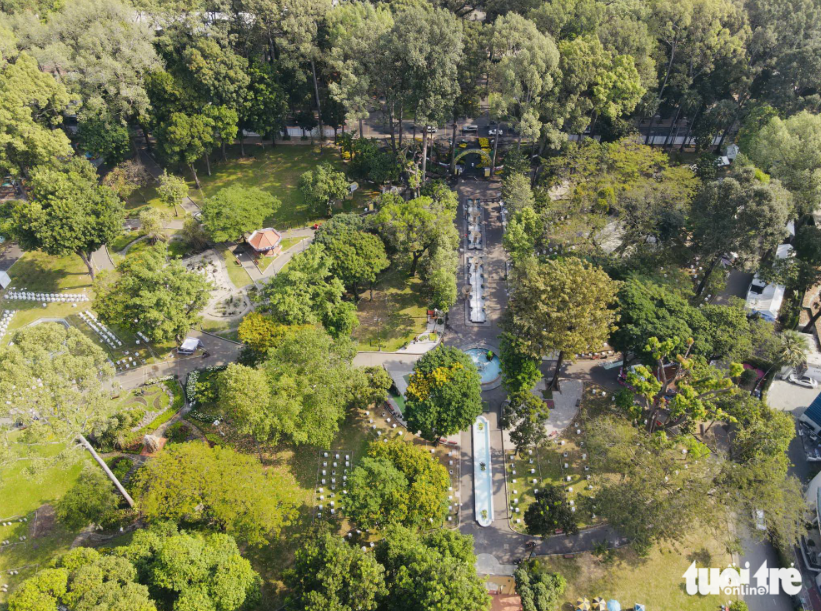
[805,392,821,426]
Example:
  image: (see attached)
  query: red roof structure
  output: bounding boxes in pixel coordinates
[247,228,282,254]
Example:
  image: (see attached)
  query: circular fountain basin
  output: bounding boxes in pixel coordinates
[464,347,501,385]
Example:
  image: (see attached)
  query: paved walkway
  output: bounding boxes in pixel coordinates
[0,243,22,273]
[111,330,241,391]
[433,180,622,568]
[237,229,315,284]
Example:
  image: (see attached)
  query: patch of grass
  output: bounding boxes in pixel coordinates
[188,145,350,230]
[536,532,737,610]
[109,230,143,254]
[6,251,92,293]
[352,265,428,352]
[0,434,89,602]
[221,248,253,288]
[125,185,181,219]
[200,318,241,342]
[118,380,185,451]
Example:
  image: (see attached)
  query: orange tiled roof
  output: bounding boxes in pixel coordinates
[248,228,281,251]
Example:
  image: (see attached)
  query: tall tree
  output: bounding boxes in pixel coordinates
[0,323,133,505]
[118,524,262,611]
[155,111,215,188]
[0,52,72,177]
[514,560,567,611]
[9,548,155,611]
[219,327,361,447]
[285,532,387,611]
[404,346,483,443]
[322,230,389,299]
[201,185,280,242]
[19,0,161,123]
[743,111,821,220]
[299,162,349,216]
[689,167,791,296]
[12,157,124,279]
[505,257,619,389]
[93,243,211,342]
[375,525,491,611]
[133,442,298,545]
[258,245,358,338]
[490,13,560,148]
[371,192,457,276]
[501,391,551,452]
[524,485,578,536]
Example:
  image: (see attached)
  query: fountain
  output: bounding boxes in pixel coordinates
[464,347,501,385]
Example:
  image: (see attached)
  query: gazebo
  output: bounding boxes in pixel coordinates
[247,227,282,257]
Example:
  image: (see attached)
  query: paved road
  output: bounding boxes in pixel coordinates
[740,533,794,611]
[111,330,241,391]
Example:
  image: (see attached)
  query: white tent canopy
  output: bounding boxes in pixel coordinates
[0,270,10,289]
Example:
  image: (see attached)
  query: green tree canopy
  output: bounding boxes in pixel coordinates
[12,157,124,279]
[502,391,551,453]
[117,523,261,611]
[375,525,490,611]
[347,438,451,529]
[285,531,387,611]
[743,111,821,219]
[258,245,358,338]
[524,484,578,536]
[299,162,349,216]
[56,466,121,530]
[514,559,567,611]
[0,323,114,471]
[0,51,72,177]
[322,230,389,299]
[404,346,483,443]
[505,256,619,388]
[220,326,362,447]
[346,456,411,529]
[94,243,211,343]
[201,185,280,242]
[689,167,791,296]
[132,442,298,545]
[9,548,155,611]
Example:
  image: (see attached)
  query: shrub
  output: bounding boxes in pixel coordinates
[166,421,190,444]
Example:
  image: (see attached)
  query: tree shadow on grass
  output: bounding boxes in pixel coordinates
[7,255,90,292]
[687,547,712,567]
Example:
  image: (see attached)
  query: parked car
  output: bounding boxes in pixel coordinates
[312,222,322,230]
[426,125,437,134]
[753,509,766,531]
[462,125,478,133]
[488,128,504,135]
[789,373,818,388]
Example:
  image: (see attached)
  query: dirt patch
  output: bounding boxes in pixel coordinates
[31,504,56,539]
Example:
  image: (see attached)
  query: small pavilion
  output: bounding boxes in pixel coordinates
[247,228,282,257]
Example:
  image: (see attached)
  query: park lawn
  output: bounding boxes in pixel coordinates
[0,433,90,603]
[220,248,253,288]
[109,230,143,255]
[187,145,349,230]
[200,318,241,342]
[537,531,737,611]
[125,184,181,218]
[352,265,429,352]
[6,251,92,293]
